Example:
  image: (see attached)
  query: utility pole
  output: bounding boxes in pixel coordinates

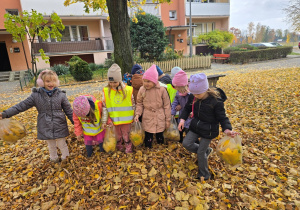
[189,0,192,57]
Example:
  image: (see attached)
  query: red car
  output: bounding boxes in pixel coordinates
[298,41,300,49]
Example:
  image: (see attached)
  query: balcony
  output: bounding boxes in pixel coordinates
[186,2,230,17]
[32,37,113,55]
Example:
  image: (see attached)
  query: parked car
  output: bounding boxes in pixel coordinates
[249,43,265,47]
[249,43,276,48]
[269,42,282,47]
[298,41,300,49]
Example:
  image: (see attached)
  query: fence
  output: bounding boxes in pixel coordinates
[139,56,211,72]
[19,70,34,91]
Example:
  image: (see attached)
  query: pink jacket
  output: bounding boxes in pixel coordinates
[135,83,171,133]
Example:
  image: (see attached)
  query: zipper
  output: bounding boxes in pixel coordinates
[210,124,212,136]
[198,101,201,118]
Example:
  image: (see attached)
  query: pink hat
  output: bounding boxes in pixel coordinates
[143,64,158,84]
[36,69,60,87]
[189,73,209,94]
[73,96,90,117]
[172,70,188,87]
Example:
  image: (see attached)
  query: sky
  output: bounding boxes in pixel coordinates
[230,0,291,32]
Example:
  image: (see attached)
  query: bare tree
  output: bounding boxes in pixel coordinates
[284,0,300,32]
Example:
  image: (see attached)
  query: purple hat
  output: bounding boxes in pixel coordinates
[189,73,209,94]
[73,96,90,117]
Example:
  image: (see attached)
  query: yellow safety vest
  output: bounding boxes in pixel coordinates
[78,100,103,136]
[103,85,134,125]
[167,84,179,117]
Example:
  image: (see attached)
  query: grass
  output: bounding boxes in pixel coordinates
[289,52,300,55]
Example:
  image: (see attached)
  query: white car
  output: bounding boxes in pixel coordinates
[259,43,277,48]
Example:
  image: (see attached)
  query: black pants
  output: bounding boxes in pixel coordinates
[144,131,164,148]
[179,128,189,143]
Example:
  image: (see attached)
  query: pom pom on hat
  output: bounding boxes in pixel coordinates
[73,96,91,118]
[107,63,122,82]
[189,73,209,95]
[143,64,158,84]
[172,70,188,87]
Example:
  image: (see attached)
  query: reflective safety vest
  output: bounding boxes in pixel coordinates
[167,84,179,117]
[78,100,103,136]
[103,85,134,125]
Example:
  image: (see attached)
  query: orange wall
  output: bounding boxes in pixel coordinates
[0,34,32,71]
[61,20,102,38]
[161,0,185,27]
[0,0,22,29]
[167,30,188,55]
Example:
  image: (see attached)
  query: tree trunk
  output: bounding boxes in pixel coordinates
[106,0,134,75]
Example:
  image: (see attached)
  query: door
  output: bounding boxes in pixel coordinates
[0,42,12,71]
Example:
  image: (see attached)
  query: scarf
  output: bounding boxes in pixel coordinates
[42,87,57,97]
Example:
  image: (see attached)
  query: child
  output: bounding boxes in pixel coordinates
[171,69,192,143]
[178,73,237,180]
[131,64,144,103]
[0,70,73,163]
[73,95,111,157]
[134,64,171,148]
[102,64,135,153]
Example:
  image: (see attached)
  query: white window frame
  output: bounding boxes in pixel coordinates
[169,10,177,20]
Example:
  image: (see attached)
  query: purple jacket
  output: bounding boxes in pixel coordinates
[171,92,192,128]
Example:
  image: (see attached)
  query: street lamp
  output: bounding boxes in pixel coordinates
[189,0,192,57]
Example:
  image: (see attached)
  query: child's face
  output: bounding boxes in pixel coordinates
[174,86,187,94]
[143,79,155,90]
[194,92,209,100]
[109,82,120,89]
[44,76,57,91]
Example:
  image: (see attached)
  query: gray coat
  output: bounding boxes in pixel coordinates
[2,87,73,140]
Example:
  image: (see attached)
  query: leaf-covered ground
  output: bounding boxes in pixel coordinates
[0,67,299,210]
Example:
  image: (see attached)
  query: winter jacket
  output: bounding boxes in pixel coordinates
[180,88,232,139]
[131,74,143,104]
[171,92,192,128]
[135,83,171,133]
[2,87,73,140]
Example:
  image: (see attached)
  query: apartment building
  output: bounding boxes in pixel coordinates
[161,0,230,55]
[0,0,31,72]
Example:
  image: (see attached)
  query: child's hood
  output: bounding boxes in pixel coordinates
[216,87,227,102]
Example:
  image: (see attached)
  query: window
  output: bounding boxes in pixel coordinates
[169,10,177,20]
[60,27,71,41]
[6,9,18,16]
[187,28,196,37]
[79,26,89,41]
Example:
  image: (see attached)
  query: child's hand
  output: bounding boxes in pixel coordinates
[107,121,113,127]
[77,135,82,141]
[134,115,139,122]
[224,129,239,137]
[175,105,181,111]
[166,121,170,129]
[178,120,185,131]
[101,124,106,130]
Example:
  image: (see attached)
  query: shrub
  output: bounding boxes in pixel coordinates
[223,47,248,54]
[157,46,180,61]
[104,54,115,68]
[51,64,69,76]
[88,63,100,71]
[229,46,292,64]
[72,60,93,81]
[68,56,83,76]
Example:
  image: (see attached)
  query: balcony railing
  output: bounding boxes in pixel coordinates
[186,2,230,16]
[32,37,113,54]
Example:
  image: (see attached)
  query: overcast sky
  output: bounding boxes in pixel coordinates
[230,0,291,32]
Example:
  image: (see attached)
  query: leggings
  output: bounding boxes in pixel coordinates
[144,131,164,148]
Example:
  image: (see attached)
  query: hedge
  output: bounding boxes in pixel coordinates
[229,47,293,64]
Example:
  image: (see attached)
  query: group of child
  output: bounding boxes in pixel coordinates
[0,63,238,180]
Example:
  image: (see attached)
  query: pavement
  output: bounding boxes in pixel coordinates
[1,52,299,105]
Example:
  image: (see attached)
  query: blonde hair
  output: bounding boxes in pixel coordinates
[193,88,220,104]
[107,82,127,101]
[86,107,97,126]
[42,70,59,87]
[176,85,189,94]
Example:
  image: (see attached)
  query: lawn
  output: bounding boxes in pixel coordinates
[0,67,299,209]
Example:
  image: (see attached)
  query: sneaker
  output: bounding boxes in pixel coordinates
[206,147,213,158]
